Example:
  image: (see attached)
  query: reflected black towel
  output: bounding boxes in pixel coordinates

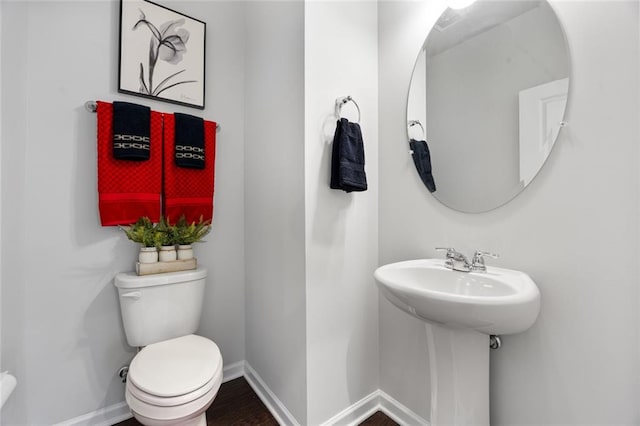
[174,112,205,169]
[410,139,436,193]
[330,118,367,192]
[112,101,151,161]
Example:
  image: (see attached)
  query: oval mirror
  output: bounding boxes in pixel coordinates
[407,0,570,213]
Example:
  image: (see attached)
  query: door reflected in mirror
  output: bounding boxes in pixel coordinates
[407,0,570,213]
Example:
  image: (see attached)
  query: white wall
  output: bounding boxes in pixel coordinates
[0,0,3,397]
[243,4,380,425]
[244,2,308,424]
[379,0,639,424]
[0,1,246,424]
[304,2,379,424]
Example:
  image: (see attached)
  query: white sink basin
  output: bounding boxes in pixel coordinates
[374,258,540,335]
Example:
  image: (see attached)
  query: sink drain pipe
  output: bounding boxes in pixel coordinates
[489,335,501,350]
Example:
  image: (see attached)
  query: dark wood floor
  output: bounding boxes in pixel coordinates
[360,410,400,426]
[115,377,398,425]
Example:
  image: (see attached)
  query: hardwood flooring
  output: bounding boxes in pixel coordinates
[114,377,398,425]
[360,410,400,425]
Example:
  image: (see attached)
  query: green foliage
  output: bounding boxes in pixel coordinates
[120,217,156,247]
[121,215,211,248]
[173,215,212,245]
[153,216,177,248]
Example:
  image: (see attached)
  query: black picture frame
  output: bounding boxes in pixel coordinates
[118,0,206,109]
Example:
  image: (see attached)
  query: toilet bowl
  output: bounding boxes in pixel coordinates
[125,335,223,426]
[114,269,223,426]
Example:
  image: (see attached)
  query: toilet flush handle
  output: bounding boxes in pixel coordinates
[120,291,141,300]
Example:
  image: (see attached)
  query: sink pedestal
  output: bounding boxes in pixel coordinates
[425,323,489,426]
[374,258,541,426]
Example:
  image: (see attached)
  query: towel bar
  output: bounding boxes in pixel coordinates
[84,101,221,132]
[335,96,361,124]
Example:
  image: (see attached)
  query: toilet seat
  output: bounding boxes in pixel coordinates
[126,377,221,422]
[128,334,222,397]
[127,367,220,407]
[125,334,223,423]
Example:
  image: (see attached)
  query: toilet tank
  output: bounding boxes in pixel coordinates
[114,268,207,347]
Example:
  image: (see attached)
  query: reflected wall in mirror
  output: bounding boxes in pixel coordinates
[407,0,570,213]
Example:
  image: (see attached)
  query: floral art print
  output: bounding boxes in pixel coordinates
[119,0,206,109]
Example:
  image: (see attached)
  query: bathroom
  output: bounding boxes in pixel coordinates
[0,0,638,425]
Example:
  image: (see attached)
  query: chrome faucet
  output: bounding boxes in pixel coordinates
[436,248,499,272]
[471,251,499,272]
[436,247,472,272]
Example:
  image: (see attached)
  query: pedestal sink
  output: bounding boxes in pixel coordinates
[374,259,540,425]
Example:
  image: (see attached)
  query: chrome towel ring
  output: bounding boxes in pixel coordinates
[335,96,361,124]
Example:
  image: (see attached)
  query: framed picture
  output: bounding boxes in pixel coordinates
[119,0,206,109]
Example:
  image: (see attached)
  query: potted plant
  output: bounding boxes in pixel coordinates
[121,217,158,263]
[154,216,178,262]
[173,215,212,260]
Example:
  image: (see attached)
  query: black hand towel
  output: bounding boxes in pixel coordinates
[174,113,205,169]
[409,139,436,193]
[112,101,151,161]
[330,118,367,192]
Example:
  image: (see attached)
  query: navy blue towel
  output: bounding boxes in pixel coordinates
[112,101,151,161]
[409,139,436,193]
[174,113,205,169]
[330,118,367,193]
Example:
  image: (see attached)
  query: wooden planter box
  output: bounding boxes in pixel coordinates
[136,258,197,276]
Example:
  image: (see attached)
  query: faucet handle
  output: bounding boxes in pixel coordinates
[474,251,498,258]
[435,247,456,258]
[437,247,473,272]
[472,251,499,271]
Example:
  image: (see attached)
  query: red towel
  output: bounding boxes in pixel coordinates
[97,101,162,226]
[163,113,216,223]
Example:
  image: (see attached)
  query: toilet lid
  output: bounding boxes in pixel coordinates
[129,335,222,398]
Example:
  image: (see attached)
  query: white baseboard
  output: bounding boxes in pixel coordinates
[320,389,429,426]
[319,391,380,426]
[222,360,245,383]
[54,401,131,426]
[243,362,301,426]
[56,361,428,426]
[377,390,428,426]
[55,362,248,426]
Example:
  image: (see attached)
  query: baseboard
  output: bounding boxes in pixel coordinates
[56,362,428,426]
[55,362,247,426]
[319,389,429,426]
[319,391,380,426]
[377,390,428,426]
[54,401,131,426]
[222,360,245,383]
[243,362,301,426]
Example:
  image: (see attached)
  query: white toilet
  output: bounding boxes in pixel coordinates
[115,268,223,426]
